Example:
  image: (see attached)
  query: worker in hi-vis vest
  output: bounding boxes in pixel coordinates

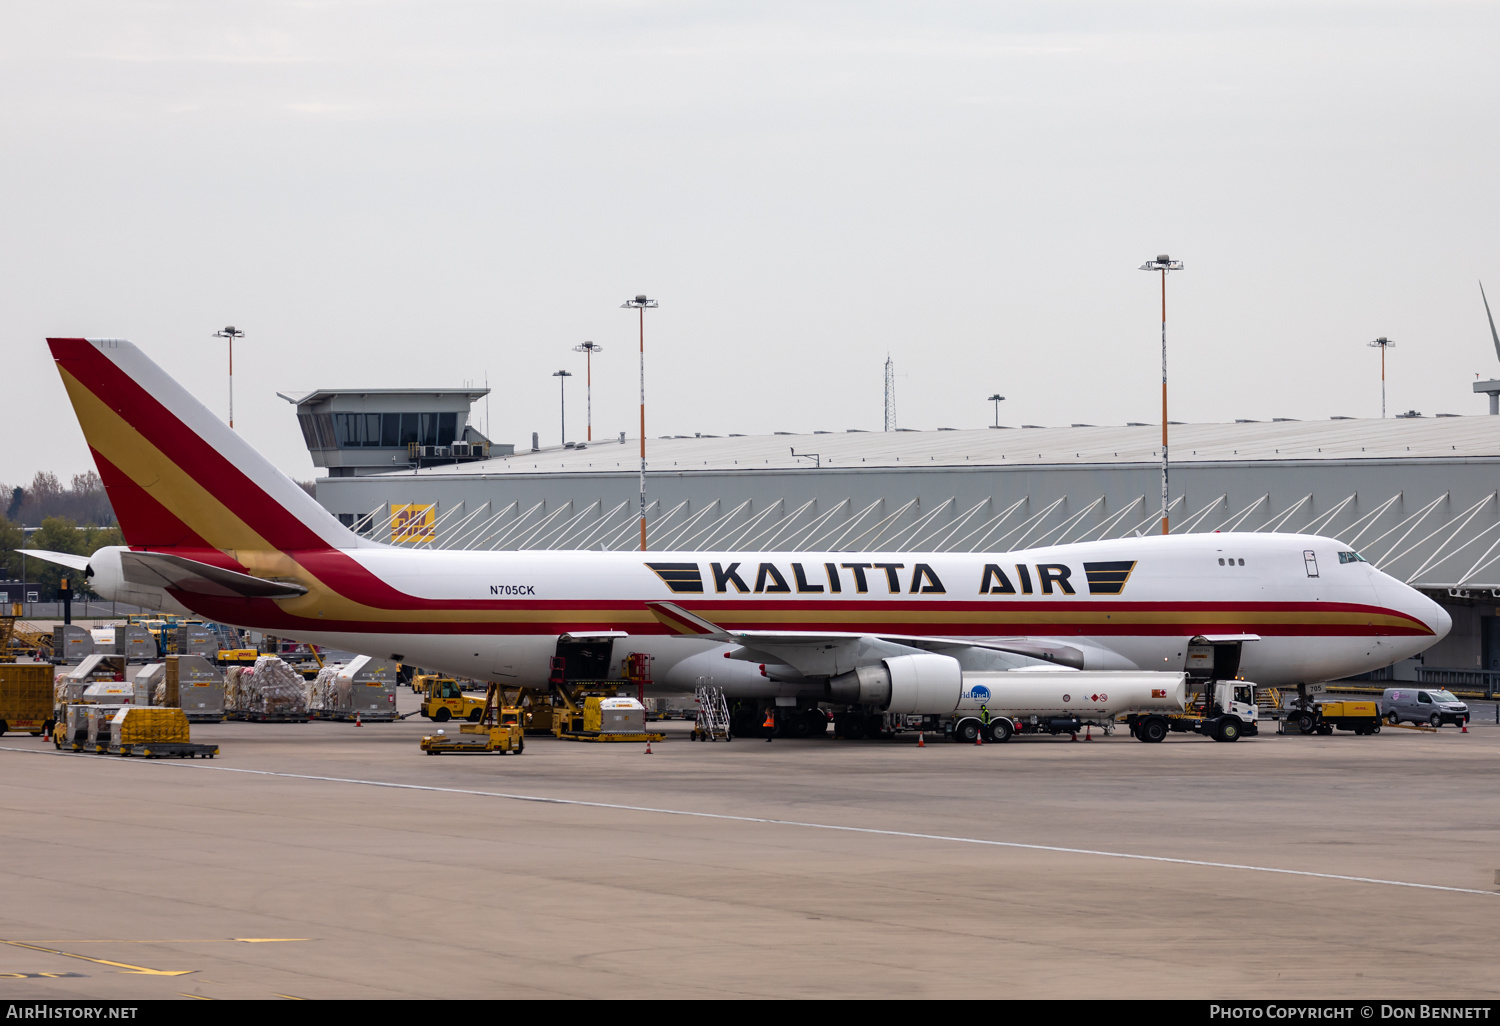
[979,704,991,733]
[763,707,775,742]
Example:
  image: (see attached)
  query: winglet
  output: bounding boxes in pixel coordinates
[646,601,726,636]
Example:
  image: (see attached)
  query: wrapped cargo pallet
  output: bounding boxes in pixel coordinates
[111,707,191,746]
[306,665,340,714]
[225,656,308,721]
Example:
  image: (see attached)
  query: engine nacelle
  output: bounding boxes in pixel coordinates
[83,546,189,614]
[827,653,964,714]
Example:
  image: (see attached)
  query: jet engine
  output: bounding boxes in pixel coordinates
[826,653,964,714]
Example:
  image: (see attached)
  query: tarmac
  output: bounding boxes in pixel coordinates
[2,691,1498,1000]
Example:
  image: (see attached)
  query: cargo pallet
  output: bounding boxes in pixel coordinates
[225,710,309,723]
[59,741,218,758]
[556,730,665,743]
[106,742,218,759]
[308,710,397,722]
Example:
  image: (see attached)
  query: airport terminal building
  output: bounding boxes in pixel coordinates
[299,392,1500,684]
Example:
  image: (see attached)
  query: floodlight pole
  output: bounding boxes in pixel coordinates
[1139,255,1183,535]
[988,393,1005,428]
[212,326,244,429]
[621,295,658,550]
[572,341,603,441]
[1367,337,1395,418]
[552,370,572,445]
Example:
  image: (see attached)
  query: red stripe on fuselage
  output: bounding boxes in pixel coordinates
[167,593,1432,639]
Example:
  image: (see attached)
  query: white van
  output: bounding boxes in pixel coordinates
[1381,687,1469,728]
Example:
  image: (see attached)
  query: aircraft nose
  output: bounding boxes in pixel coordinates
[1382,577,1450,642]
[1428,598,1453,641]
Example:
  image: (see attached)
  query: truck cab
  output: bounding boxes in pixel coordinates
[1165,679,1259,742]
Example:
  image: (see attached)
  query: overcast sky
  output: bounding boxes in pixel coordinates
[3,1,1498,485]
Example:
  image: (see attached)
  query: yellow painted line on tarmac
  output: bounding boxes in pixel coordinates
[274,994,307,1000]
[178,993,213,1000]
[32,939,308,944]
[0,938,195,976]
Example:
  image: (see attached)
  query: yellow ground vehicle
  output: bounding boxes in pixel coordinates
[411,672,447,696]
[421,679,488,722]
[0,664,54,736]
[420,686,525,755]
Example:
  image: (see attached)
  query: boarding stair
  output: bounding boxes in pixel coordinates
[692,681,732,742]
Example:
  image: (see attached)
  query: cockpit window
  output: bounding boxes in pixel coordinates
[1338,551,1367,564]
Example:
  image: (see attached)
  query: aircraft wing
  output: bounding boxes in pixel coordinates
[646,601,1086,676]
[117,550,309,599]
[17,548,92,572]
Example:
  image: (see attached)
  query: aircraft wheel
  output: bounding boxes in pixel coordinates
[1297,712,1317,734]
[805,711,828,737]
[787,715,811,739]
[842,718,865,741]
[433,708,452,723]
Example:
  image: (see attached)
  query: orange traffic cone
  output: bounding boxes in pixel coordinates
[1084,726,1093,742]
[1069,732,1078,742]
[1461,718,1468,733]
[355,712,362,728]
[917,731,925,748]
[645,739,653,754]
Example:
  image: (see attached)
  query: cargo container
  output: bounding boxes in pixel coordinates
[164,655,224,722]
[0,664,55,736]
[308,655,398,721]
[80,680,135,705]
[54,624,93,662]
[133,663,162,706]
[84,704,127,749]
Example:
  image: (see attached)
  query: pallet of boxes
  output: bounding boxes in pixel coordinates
[307,655,399,722]
[224,656,309,722]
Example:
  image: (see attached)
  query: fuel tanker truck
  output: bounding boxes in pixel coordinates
[825,654,1202,742]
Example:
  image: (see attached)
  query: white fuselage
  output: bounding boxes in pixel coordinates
[86,530,1450,697]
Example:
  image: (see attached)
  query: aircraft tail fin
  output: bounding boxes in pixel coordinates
[48,337,368,555]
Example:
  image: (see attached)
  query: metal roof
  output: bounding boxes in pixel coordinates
[384,414,1500,479]
[277,387,489,407]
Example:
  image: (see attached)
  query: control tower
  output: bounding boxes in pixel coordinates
[277,387,510,477]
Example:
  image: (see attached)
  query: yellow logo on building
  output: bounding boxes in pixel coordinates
[391,503,436,543]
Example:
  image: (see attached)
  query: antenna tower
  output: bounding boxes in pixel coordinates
[884,354,896,431]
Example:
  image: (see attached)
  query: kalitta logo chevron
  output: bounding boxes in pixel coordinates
[647,560,1139,597]
[646,563,705,594]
